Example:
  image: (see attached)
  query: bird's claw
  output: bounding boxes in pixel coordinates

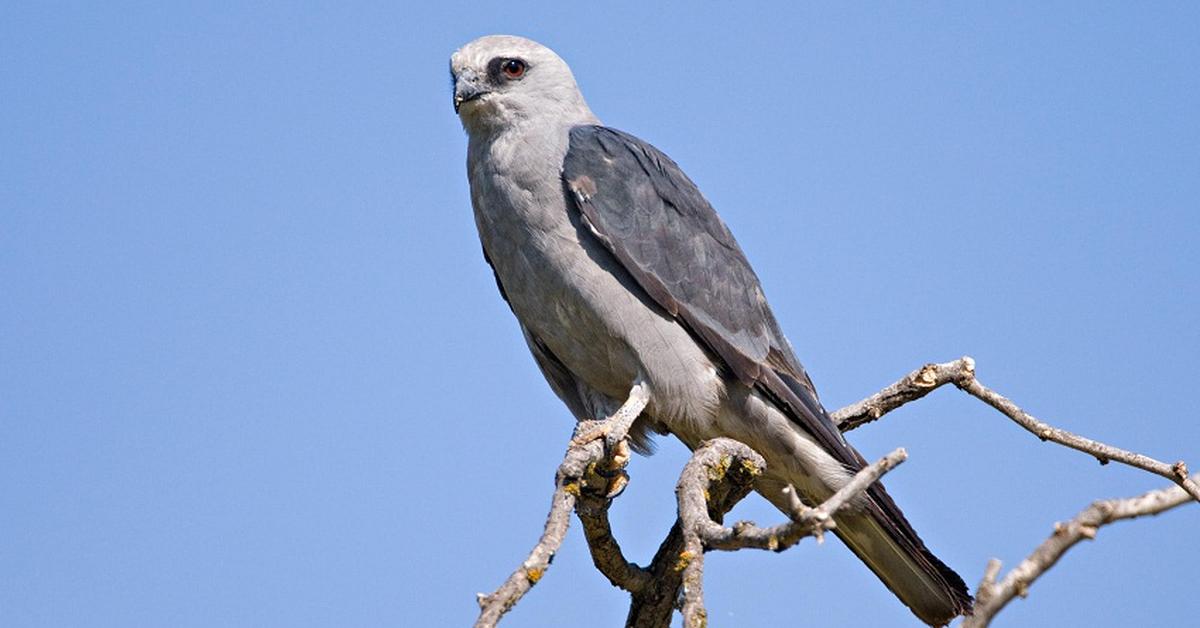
[576,425,633,499]
[583,462,630,499]
[571,382,649,499]
[570,420,613,448]
[602,470,629,498]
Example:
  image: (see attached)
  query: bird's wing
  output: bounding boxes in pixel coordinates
[562,125,971,622]
[561,124,853,465]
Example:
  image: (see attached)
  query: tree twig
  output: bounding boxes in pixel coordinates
[473,429,606,628]
[689,447,908,553]
[831,356,1200,502]
[673,439,906,626]
[962,474,1199,627]
[957,377,1200,502]
[673,439,764,627]
[624,456,755,627]
[830,357,978,431]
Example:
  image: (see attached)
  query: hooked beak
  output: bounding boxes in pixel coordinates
[453,73,490,114]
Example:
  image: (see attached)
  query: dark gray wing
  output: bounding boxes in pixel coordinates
[561,125,847,459]
[562,125,970,616]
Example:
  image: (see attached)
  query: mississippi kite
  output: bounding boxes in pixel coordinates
[451,35,972,626]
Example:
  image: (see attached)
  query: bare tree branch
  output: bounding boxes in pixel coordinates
[688,446,908,553]
[477,356,1198,627]
[963,474,1199,627]
[575,490,653,594]
[831,356,1200,502]
[474,429,607,628]
[956,377,1200,502]
[673,439,907,626]
[672,439,764,627]
[624,457,755,627]
[623,522,685,627]
[831,356,978,430]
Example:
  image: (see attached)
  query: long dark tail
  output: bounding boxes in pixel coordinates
[755,471,971,626]
[834,484,973,626]
[757,369,973,626]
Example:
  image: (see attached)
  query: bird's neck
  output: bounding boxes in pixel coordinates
[467,114,589,184]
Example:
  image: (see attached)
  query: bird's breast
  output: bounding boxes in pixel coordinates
[469,141,724,425]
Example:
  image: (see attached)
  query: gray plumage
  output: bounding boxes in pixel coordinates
[452,35,971,626]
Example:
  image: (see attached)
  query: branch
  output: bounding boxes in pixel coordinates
[479,356,1197,627]
[623,521,685,628]
[962,474,1199,627]
[673,439,906,627]
[673,439,763,627]
[831,356,1200,503]
[624,451,755,627]
[575,490,653,594]
[474,428,607,628]
[831,356,977,431]
[693,448,908,552]
[956,377,1200,502]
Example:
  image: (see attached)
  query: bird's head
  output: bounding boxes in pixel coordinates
[450,35,596,136]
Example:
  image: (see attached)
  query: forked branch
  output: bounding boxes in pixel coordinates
[475,356,1198,627]
[474,426,608,627]
[674,439,906,627]
[963,473,1199,627]
[832,357,1200,502]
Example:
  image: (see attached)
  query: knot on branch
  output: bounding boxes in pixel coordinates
[832,356,977,431]
[1172,460,1189,480]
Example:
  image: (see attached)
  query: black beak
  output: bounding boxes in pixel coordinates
[453,75,488,113]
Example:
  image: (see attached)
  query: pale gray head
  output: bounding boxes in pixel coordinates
[450,35,598,136]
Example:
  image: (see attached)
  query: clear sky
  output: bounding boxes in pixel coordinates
[3,3,1198,627]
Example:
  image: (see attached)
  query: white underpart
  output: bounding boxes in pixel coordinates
[670,386,856,507]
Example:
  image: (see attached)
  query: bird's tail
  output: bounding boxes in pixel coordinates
[752,369,973,625]
[832,491,973,627]
[757,474,971,626]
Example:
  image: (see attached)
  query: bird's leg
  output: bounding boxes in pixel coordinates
[571,379,651,448]
[572,380,650,498]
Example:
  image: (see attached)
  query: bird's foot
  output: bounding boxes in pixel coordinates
[570,419,620,448]
[570,380,650,499]
[581,439,632,498]
[569,379,651,450]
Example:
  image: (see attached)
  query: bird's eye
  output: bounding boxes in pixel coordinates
[501,59,526,79]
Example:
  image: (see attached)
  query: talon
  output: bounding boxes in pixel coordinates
[580,463,630,499]
[605,471,629,498]
[609,439,631,469]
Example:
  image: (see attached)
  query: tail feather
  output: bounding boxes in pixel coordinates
[756,475,972,626]
[835,495,973,626]
[755,370,973,625]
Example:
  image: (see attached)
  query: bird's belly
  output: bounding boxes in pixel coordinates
[495,230,723,427]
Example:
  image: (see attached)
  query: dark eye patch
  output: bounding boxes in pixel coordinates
[487,57,529,83]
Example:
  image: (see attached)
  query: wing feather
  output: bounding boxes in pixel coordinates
[561,126,970,619]
[562,125,844,452]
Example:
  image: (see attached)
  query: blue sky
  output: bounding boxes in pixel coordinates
[3,3,1197,627]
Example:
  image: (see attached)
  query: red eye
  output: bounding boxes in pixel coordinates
[501,59,526,79]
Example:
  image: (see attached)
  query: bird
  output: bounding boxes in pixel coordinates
[451,34,972,626]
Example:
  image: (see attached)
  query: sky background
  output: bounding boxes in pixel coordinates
[3,3,1198,627]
